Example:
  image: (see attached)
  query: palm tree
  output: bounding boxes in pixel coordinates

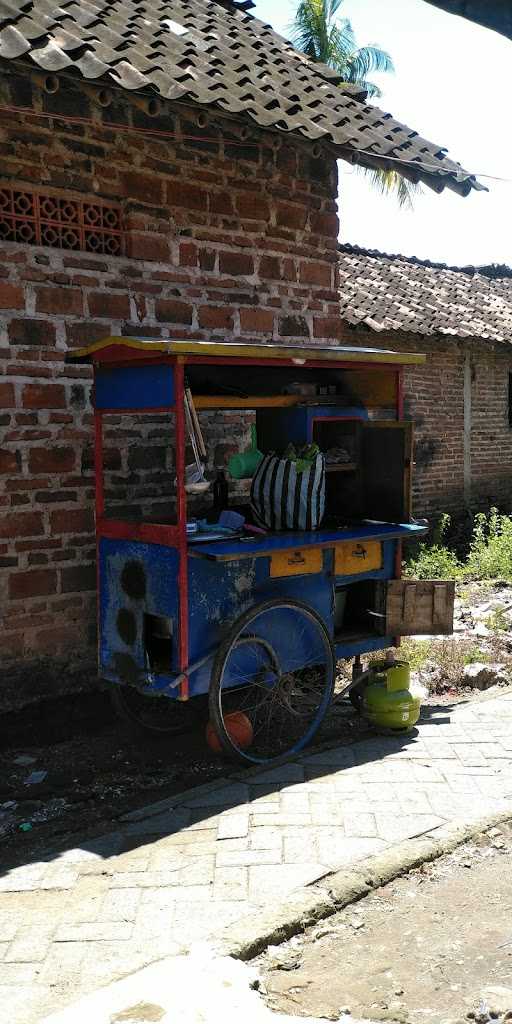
[290,0,418,208]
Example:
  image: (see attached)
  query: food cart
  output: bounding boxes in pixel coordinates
[71,338,455,764]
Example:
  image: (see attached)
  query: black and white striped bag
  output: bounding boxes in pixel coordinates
[250,452,325,531]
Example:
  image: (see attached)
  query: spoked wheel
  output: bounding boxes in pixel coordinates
[209,598,335,764]
[111,684,197,736]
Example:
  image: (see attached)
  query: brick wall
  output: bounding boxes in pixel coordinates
[1,74,511,698]
[0,73,340,689]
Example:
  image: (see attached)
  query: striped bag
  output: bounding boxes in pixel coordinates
[250,452,325,531]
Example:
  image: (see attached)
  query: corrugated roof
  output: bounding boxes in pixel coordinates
[0,0,482,195]
[338,244,512,343]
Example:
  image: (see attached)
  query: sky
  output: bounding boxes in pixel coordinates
[253,0,512,267]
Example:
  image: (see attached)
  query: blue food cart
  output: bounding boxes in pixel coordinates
[71,337,454,763]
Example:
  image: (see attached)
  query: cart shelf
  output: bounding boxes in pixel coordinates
[188,521,427,562]
[193,395,301,409]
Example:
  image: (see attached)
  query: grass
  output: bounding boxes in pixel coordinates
[404,509,512,583]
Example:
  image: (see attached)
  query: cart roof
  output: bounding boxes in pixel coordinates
[70,337,426,367]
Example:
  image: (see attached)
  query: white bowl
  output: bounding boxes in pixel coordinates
[185,480,210,494]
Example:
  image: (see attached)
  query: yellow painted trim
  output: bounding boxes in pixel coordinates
[194,395,301,409]
[71,336,427,367]
[270,548,323,578]
[335,540,382,575]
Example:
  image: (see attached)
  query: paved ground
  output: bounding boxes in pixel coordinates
[2,690,512,1024]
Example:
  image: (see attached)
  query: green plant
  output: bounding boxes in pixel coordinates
[464,509,512,581]
[484,606,509,632]
[404,514,462,580]
[463,646,490,665]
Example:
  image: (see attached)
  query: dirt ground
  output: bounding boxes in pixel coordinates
[258,825,512,1024]
[0,680,379,868]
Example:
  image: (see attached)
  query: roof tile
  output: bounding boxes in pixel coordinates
[0,0,481,194]
[338,245,512,344]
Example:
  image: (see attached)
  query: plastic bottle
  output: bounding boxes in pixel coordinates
[212,470,228,517]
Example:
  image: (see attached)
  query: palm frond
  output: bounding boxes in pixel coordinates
[361,167,422,210]
[346,45,394,84]
[290,0,414,207]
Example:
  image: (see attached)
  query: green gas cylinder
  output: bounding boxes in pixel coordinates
[363,660,421,732]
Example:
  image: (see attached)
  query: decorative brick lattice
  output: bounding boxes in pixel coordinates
[0,187,124,255]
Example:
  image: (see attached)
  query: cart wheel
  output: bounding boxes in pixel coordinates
[209,598,335,764]
[110,684,197,736]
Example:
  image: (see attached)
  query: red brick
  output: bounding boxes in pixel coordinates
[179,243,198,268]
[236,194,270,221]
[0,382,16,408]
[121,172,164,204]
[126,233,170,262]
[0,282,24,309]
[313,317,343,340]
[210,192,234,215]
[35,287,83,316]
[88,292,130,319]
[167,181,208,211]
[155,299,193,324]
[61,563,96,593]
[219,252,254,277]
[8,318,56,347]
[240,309,274,333]
[29,447,76,474]
[198,306,234,330]
[299,261,332,287]
[9,569,58,600]
[259,256,281,280]
[50,508,94,535]
[0,449,20,474]
[276,202,308,231]
[310,210,339,236]
[23,384,67,410]
[65,322,111,348]
[0,512,44,539]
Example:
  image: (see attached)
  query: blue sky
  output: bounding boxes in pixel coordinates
[253,0,512,266]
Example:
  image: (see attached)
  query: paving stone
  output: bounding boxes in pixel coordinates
[249,828,283,850]
[217,814,249,840]
[303,748,356,768]
[375,813,447,843]
[249,764,305,784]
[343,812,377,838]
[97,888,142,923]
[122,808,191,835]
[213,866,248,901]
[215,847,281,868]
[55,922,134,943]
[6,690,512,1024]
[183,783,249,809]
[318,835,387,867]
[4,925,55,963]
[248,862,327,899]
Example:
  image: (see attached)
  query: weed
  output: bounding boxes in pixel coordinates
[405,513,462,580]
[484,606,509,632]
[465,509,512,581]
[404,509,512,583]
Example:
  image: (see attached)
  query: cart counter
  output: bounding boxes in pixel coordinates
[188,521,427,561]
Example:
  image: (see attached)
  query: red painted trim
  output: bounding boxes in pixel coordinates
[97,519,179,546]
[94,410,104,670]
[185,356,401,371]
[174,362,190,700]
[94,411,105,519]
